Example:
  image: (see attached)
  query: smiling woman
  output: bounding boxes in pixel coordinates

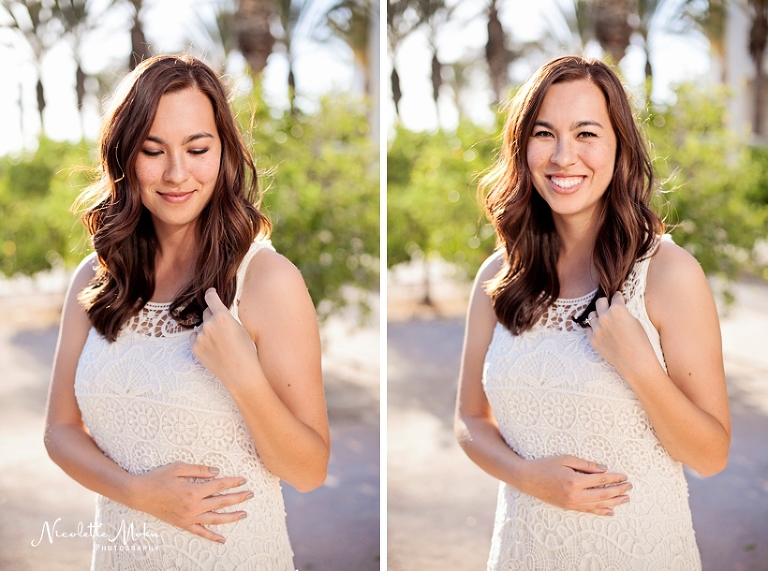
[43,54,329,571]
[454,56,730,570]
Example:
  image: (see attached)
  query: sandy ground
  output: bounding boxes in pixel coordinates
[387,269,768,571]
[0,283,380,571]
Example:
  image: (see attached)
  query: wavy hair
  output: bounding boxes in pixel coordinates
[482,55,663,334]
[76,54,270,342]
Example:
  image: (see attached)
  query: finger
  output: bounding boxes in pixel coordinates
[202,490,253,512]
[611,291,626,306]
[173,463,222,479]
[197,510,248,526]
[581,471,629,488]
[562,456,608,474]
[186,523,226,544]
[584,482,633,502]
[585,492,631,516]
[588,311,597,321]
[200,476,248,497]
[189,330,198,345]
[204,288,228,313]
[595,297,609,314]
[202,307,213,322]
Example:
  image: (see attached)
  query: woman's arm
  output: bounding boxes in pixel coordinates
[586,240,731,477]
[455,253,632,516]
[190,249,330,492]
[45,255,251,544]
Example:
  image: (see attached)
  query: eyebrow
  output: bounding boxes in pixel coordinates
[145,132,214,145]
[533,120,605,130]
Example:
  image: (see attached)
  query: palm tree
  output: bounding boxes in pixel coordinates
[125,0,150,69]
[186,2,238,74]
[546,0,594,54]
[682,0,728,83]
[326,0,376,97]
[485,0,512,103]
[236,0,277,76]
[0,0,62,132]
[592,0,633,64]
[278,0,317,113]
[414,0,451,124]
[53,0,94,138]
[748,0,768,135]
[387,0,420,117]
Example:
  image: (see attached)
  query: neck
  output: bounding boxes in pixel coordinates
[155,224,199,291]
[552,206,602,294]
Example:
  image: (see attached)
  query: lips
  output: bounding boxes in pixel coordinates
[158,190,195,203]
[547,175,585,194]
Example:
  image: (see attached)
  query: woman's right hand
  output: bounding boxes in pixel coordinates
[514,456,631,516]
[128,462,252,543]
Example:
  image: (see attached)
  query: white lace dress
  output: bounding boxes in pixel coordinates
[74,240,295,571]
[482,237,701,570]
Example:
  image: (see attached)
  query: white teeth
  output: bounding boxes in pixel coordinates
[550,176,582,189]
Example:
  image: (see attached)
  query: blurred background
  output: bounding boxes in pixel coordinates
[0,1,380,570]
[386,1,768,570]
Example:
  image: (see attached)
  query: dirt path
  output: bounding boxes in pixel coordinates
[387,279,768,571]
[0,290,379,571]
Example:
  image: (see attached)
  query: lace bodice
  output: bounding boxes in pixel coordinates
[74,240,295,571]
[482,236,701,570]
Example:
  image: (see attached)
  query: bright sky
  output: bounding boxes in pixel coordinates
[387,0,712,133]
[0,0,355,156]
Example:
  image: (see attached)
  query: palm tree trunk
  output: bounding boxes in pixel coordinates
[750,1,768,136]
[485,0,509,104]
[431,52,442,124]
[391,66,402,116]
[36,77,45,133]
[593,0,633,64]
[128,0,151,69]
[237,0,277,76]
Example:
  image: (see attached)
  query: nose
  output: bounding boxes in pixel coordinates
[550,137,577,167]
[162,152,190,185]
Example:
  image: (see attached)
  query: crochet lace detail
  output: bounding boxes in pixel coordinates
[124,301,185,337]
[73,240,294,570]
[482,236,701,570]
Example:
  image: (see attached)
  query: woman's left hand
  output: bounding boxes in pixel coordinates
[585,292,658,380]
[189,288,259,388]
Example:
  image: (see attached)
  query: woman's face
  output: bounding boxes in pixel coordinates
[135,87,222,235]
[526,79,617,225]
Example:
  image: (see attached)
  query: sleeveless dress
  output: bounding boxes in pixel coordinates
[481,236,702,571]
[74,239,295,571]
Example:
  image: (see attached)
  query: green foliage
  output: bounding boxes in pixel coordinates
[644,84,768,279]
[388,82,768,283]
[0,138,92,276]
[387,120,500,278]
[235,86,379,317]
[0,87,379,319]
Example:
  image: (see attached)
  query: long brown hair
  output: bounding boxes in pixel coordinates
[77,54,270,342]
[483,55,663,334]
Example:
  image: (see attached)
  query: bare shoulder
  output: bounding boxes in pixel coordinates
[68,252,99,301]
[646,239,710,299]
[238,248,315,342]
[243,247,307,297]
[646,239,715,332]
[474,249,505,293]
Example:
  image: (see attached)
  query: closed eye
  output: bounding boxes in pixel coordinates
[189,148,209,155]
[141,149,162,156]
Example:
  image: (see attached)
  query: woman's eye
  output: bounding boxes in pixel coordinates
[189,148,209,155]
[579,131,597,138]
[141,149,162,156]
[533,130,552,138]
